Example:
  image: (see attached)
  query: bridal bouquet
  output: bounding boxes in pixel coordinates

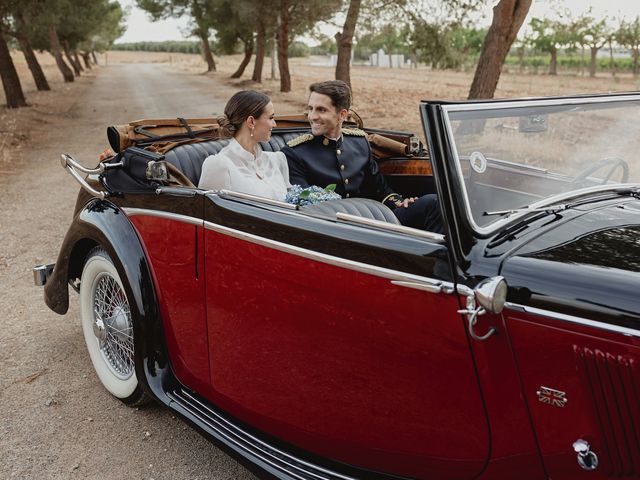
[285,184,341,206]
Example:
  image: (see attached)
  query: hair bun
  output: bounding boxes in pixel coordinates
[217,114,236,138]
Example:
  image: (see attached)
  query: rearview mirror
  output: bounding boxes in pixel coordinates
[519,114,548,133]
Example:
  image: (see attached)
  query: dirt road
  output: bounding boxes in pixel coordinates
[0,64,256,479]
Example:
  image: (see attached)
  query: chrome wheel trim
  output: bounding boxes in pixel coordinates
[90,271,134,381]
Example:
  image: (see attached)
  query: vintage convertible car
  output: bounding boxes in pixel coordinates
[35,92,640,480]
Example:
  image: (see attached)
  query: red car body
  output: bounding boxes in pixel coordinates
[37,94,640,479]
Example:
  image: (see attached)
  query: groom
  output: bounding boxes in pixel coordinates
[281,80,443,234]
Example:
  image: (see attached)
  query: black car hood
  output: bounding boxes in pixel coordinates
[500,199,640,327]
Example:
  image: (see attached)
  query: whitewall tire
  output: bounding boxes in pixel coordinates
[80,247,148,406]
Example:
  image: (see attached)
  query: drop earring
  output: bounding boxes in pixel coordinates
[250,126,254,137]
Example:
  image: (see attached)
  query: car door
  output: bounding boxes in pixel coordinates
[502,244,640,479]
[201,193,489,480]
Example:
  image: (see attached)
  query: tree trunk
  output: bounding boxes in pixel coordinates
[13,11,50,91]
[198,30,216,72]
[271,33,277,80]
[0,33,27,108]
[62,40,81,76]
[231,40,253,78]
[91,51,98,65]
[73,50,84,72]
[334,0,361,88]
[81,51,92,69]
[252,21,266,82]
[580,47,585,76]
[468,0,532,99]
[549,48,557,75]
[517,45,525,73]
[48,24,74,82]
[608,41,615,76]
[276,4,291,92]
[589,47,598,77]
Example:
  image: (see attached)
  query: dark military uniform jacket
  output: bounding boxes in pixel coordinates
[281,128,396,203]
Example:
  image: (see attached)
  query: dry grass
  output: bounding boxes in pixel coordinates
[113,50,640,138]
[3,49,640,171]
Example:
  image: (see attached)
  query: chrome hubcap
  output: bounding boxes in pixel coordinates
[92,314,107,342]
[92,272,134,380]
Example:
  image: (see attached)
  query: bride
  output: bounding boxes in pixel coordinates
[198,90,291,200]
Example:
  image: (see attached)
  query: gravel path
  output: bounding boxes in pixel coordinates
[0,64,256,480]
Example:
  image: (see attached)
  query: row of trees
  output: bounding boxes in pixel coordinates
[0,0,125,108]
[1,0,533,107]
[112,40,313,58]
[519,14,640,77]
[134,0,529,98]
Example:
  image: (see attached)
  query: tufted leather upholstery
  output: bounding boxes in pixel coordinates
[163,133,303,185]
[164,133,400,225]
[300,198,400,224]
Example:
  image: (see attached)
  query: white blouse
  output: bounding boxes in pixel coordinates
[198,138,291,200]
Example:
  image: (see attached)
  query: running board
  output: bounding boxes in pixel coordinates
[166,388,358,480]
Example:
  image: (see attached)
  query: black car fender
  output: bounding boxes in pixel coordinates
[44,197,176,399]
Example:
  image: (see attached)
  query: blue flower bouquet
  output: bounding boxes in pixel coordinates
[285,184,341,206]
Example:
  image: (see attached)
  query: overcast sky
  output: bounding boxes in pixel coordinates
[115,0,640,44]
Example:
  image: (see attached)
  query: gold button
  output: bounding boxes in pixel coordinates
[340,164,345,171]
[346,193,350,198]
[344,178,349,185]
[336,149,341,155]
[322,138,329,146]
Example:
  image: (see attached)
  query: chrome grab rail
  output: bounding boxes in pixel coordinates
[60,153,108,199]
[216,189,298,210]
[60,153,105,175]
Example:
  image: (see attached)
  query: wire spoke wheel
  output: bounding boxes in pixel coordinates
[92,272,134,380]
[80,247,148,406]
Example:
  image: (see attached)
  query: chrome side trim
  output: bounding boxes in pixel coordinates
[505,302,640,338]
[122,208,454,294]
[217,189,297,210]
[122,208,204,227]
[336,212,445,243]
[204,218,454,292]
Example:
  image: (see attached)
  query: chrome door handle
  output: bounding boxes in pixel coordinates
[458,307,496,341]
[458,295,497,341]
[573,439,598,471]
[391,280,443,294]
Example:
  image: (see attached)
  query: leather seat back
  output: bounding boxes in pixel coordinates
[163,132,303,185]
[300,198,400,224]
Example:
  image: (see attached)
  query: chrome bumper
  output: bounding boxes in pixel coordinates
[33,263,55,286]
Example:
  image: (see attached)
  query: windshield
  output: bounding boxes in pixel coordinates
[443,96,640,230]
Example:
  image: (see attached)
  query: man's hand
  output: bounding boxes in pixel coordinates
[99,148,115,161]
[395,197,417,209]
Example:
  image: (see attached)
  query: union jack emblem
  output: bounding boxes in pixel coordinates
[536,386,567,407]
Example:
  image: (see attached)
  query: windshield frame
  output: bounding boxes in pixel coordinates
[440,93,640,236]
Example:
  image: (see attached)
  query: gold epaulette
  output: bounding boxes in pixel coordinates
[287,133,314,147]
[342,128,366,137]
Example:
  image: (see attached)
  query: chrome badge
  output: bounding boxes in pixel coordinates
[536,386,567,407]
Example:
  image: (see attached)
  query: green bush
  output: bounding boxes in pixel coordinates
[111,41,202,54]
[505,53,636,73]
[288,41,310,58]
